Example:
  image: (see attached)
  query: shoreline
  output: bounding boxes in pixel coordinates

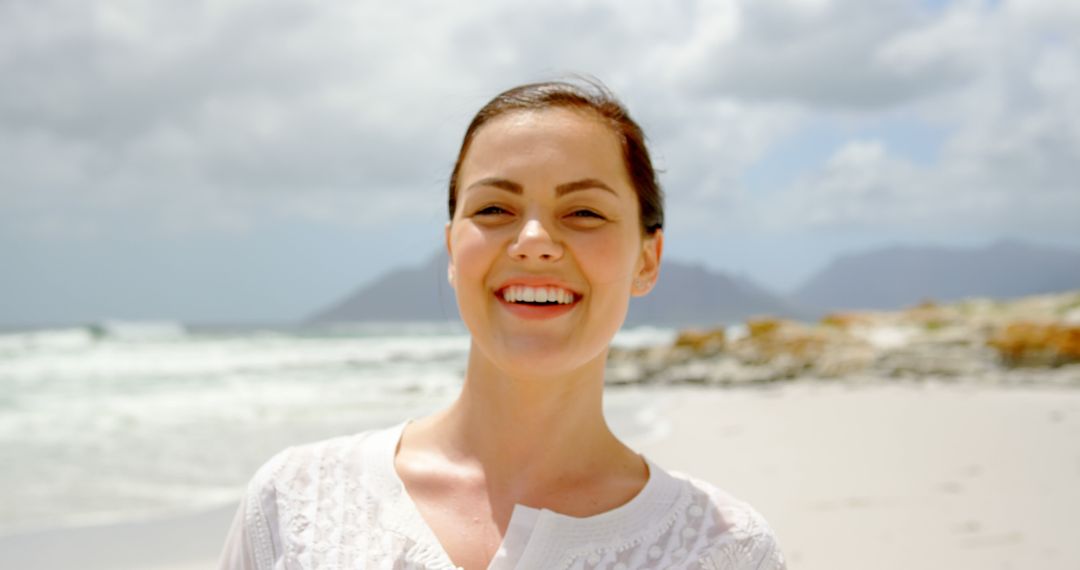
[5,380,1079,570]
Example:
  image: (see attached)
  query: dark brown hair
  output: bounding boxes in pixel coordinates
[447,79,664,235]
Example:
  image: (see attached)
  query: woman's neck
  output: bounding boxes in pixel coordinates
[419,344,635,496]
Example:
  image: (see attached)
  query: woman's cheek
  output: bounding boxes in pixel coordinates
[450,227,492,292]
[577,230,636,281]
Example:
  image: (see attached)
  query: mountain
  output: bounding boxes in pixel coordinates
[626,261,805,326]
[307,252,460,324]
[308,252,801,327]
[793,240,1080,312]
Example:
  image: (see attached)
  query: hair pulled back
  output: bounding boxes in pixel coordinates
[448,79,664,235]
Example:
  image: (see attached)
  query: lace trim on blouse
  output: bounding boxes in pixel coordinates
[220,421,785,570]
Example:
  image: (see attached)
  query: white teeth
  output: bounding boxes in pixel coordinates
[501,285,576,304]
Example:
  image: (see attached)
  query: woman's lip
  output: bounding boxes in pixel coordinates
[493,278,583,296]
[494,291,579,320]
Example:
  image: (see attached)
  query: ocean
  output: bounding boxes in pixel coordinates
[0,321,675,535]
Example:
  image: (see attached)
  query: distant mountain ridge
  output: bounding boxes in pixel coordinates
[308,252,459,324]
[793,240,1080,312]
[308,251,800,326]
[626,261,805,326]
[309,240,1080,326]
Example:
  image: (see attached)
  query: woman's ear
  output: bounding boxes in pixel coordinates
[632,229,663,296]
[445,222,455,287]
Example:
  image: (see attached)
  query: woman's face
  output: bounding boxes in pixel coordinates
[447,108,662,377]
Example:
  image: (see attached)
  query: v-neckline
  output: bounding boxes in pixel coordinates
[366,420,680,570]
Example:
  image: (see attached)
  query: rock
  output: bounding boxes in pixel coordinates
[873,342,997,378]
[730,317,874,377]
[734,318,822,365]
[605,289,1080,388]
[1064,307,1080,325]
[820,312,875,329]
[815,345,877,377]
[672,328,726,355]
[902,300,962,331]
[987,321,1080,367]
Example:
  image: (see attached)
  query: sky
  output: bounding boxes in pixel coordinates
[2,0,1079,327]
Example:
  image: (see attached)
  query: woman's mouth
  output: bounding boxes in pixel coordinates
[500,285,577,305]
[494,285,581,320]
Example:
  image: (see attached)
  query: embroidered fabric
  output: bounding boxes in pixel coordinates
[218,422,785,570]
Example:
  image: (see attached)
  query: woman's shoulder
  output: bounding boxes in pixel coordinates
[660,467,786,570]
[244,423,400,505]
[222,423,412,568]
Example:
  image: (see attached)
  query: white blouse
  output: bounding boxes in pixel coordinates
[219,421,785,570]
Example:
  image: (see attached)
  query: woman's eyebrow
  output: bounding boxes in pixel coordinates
[555,178,617,196]
[467,177,522,194]
[465,177,616,196]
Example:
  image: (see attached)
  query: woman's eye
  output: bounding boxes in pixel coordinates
[474,205,510,216]
[569,209,605,219]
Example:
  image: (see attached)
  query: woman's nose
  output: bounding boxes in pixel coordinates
[508,218,563,262]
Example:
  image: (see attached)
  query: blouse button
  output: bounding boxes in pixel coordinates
[682,526,698,539]
[648,545,663,559]
[688,504,704,518]
[587,553,601,565]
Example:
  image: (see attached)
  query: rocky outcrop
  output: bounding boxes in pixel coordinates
[988,322,1080,367]
[606,290,1080,387]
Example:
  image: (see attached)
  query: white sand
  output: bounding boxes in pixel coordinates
[5,381,1078,569]
[637,381,1080,570]
[0,505,236,570]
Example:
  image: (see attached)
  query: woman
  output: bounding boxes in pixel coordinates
[219,80,785,570]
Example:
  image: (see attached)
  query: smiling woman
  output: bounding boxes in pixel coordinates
[218,79,786,570]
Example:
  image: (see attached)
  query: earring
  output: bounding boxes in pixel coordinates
[634,278,643,289]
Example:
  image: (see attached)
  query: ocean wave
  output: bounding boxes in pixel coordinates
[0,327,472,383]
[89,320,188,342]
[0,325,670,534]
[0,320,189,357]
[0,327,97,355]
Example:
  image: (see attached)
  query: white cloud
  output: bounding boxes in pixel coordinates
[762,0,1080,238]
[772,140,921,229]
[675,0,968,109]
[1,0,1077,245]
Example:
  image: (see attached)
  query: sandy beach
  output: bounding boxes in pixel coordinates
[4,380,1078,570]
[638,381,1080,570]
[0,503,236,570]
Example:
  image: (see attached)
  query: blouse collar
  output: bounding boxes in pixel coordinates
[362,420,686,567]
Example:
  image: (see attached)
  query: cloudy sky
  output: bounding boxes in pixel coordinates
[2,0,1078,326]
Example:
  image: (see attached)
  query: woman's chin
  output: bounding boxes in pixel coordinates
[485,338,608,380]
